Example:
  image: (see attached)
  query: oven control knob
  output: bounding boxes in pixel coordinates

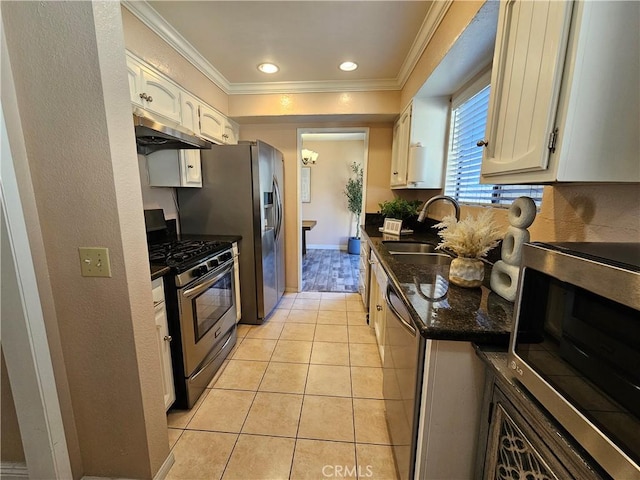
[210,258,220,268]
[194,265,209,277]
[222,252,232,262]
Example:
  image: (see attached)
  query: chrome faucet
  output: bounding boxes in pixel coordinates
[417,195,460,222]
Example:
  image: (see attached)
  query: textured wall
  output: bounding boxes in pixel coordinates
[427,184,640,243]
[401,1,484,108]
[0,352,25,463]
[121,6,228,114]
[2,2,169,477]
[229,91,400,119]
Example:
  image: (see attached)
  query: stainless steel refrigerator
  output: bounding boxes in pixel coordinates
[177,140,285,325]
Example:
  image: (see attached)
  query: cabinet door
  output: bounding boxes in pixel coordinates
[139,67,182,123]
[484,389,573,480]
[198,104,225,143]
[125,56,144,108]
[179,150,202,187]
[154,302,176,410]
[223,120,239,145]
[390,105,411,187]
[180,92,200,133]
[152,278,175,411]
[481,0,573,177]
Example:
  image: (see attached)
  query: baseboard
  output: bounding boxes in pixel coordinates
[80,452,174,480]
[0,462,29,479]
[307,244,345,251]
[153,452,175,480]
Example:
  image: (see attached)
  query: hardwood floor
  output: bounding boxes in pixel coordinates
[301,249,360,292]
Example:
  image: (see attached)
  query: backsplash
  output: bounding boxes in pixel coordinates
[407,184,640,244]
[137,155,179,223]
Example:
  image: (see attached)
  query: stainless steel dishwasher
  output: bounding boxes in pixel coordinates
[383,284,426,480]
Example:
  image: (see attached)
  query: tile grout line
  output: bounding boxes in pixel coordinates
[217,319,282,480]
[288,310,316,480]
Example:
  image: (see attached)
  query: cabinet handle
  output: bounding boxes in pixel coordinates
[139,92,154,103]
[187,165,194,169]
[222,134,229,139]
[376,305,383,311]
[393,171,399,175]
[139,92,147,100]
[164,335,172,342]
[477,140,488,147]
[147,95,153,103]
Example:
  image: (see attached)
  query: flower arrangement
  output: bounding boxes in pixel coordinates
[434,210,502,259]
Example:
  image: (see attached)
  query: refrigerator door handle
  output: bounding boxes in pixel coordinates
[273,177,283,240]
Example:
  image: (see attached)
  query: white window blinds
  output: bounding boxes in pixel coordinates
[444,82,543,207]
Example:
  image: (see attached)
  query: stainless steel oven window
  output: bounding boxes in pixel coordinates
[185,267,234,342]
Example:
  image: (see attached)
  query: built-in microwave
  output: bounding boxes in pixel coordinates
[509,242,640,480]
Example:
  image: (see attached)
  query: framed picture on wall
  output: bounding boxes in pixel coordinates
[301,167,311,203]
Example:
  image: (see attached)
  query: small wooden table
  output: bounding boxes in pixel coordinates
[302,220,317,256]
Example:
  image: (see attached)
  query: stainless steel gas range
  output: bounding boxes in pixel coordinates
[145,209,238,409]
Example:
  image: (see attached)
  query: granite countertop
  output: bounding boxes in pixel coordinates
[362,225,513,344]
[150,265,171,280]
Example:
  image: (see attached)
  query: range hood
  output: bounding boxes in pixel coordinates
[133,109,212,155]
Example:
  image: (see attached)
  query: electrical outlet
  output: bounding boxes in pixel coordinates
[78,247,112,277]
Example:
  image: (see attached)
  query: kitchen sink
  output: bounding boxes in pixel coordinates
[390,252,452,265]
[382,241,438,253]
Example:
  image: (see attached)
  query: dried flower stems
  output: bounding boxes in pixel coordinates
[434,210,502,258]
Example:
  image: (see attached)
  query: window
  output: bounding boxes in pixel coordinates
[444,72,543,207]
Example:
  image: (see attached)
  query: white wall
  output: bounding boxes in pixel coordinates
[301,139,365,249]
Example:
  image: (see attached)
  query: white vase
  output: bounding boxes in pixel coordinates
[449,257,484,288]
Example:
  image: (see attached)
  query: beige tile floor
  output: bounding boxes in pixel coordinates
[166,291,399,480]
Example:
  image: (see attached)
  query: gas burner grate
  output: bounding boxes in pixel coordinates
[148,240,229,269]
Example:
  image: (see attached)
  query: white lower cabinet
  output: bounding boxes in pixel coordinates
[415,341,486,479]
[368,250,387,362]
[152,277,175,411]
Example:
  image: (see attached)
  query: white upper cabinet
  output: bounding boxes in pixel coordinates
[180,92,200,133]
[223,119,240,145]
[391,97,448,189]
[126,55,181,123]
[390,104,411,187]
[198,103,226,143]
[481,0,639,183]
[146,148,202,188]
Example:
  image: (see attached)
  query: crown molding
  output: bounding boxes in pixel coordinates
[122,0,231,93]
[396,0,453,88]
[122,0,452,95]
[227,79,399,95]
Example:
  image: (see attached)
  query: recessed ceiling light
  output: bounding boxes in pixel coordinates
[339,61,358,72]
[257,63,279,74]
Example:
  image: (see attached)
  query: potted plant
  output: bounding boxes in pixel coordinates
[344,161,363,254]
[434,210,502,288]
[378,198,422,221]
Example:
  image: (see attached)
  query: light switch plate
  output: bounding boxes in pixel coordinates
[78,247,111,277]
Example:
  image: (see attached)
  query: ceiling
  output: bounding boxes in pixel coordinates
[123,1,451,94]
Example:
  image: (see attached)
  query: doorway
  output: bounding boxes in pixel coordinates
[296,128,369,292]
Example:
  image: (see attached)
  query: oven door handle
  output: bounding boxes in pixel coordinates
[181,262,233,300]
